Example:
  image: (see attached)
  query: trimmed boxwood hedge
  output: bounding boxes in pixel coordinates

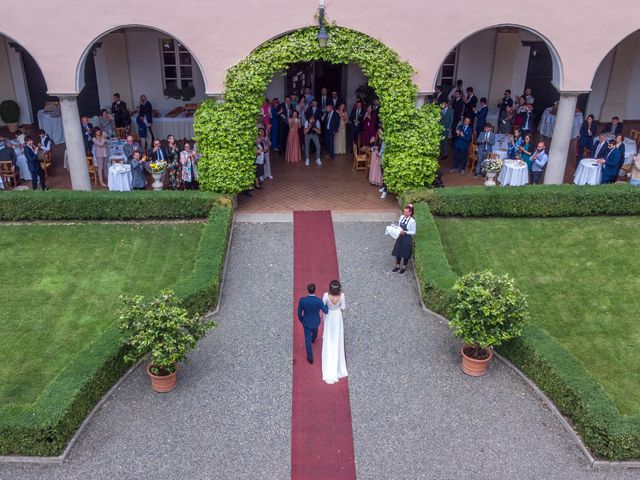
[0,192,232,456]
[412,188,640,461]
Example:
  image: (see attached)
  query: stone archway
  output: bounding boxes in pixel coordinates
[194,26,441,194]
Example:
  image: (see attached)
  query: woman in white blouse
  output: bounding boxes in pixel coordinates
[391,204,417,275]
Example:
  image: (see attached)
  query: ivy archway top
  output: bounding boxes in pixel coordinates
[194,26,441,194]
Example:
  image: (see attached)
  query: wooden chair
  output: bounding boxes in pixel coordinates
[468,144,479,173]
[0,160,19,188]
[86,155,98,186]
[115,127,126,139]
[352,143,367,172]
[40,151,53,178]
[629,129,640,147]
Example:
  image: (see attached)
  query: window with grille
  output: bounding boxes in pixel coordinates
[438,48,458,88]
[160,39,194,93]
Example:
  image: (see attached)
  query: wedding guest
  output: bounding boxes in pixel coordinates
[270,98,281,151]
[391,204,416,275]
[80,116,94,151]
[304,115,322,166]
[499,106,514,134]
[598,140,620,184]
[135,114,149,152]
[518,87,534,106]
[463,87,477,120]
[578,114,596,160]
[285,110,302,164]
[602,116,623,136]
[14,129,25,146]
[258,128,273,180]
[439,100,453,159]
[319,87,329,114]
[166,135,181,190]
[362,105,377,147]
[24,136,45,190]
[130,150,148,190]
[592,132,609,160]
[92,127,108,187]
[450,89,464,137]
[629,154,640,186]
[515,96,527,114]
[151,139,167,162]
[280,96,294,154]
[138,94,154,142]
[615,134,626,171]
[123,135,141,163]
[433,85,446,105]
[368,143,383,186]
[180,142,199,189]
[348,100,364,147]
[303,86,314,105]
[296,95,307,118]
[449,79,464,101]
[306,99,321,121]
[38,130,53,153]
[0,140,17,168]
[497,89,513,122]
[334,104,347,155]
[111,93,130,128]
[98,109,115,138]
[324,104,340,160]
[520,103,535,135]
[530,141,549,184]
[261,98,271,134]
[452,117,472,175]
[475,98,488,136]
[330,91,340,109]
[254,139,265,189]
[508,128,524,160]
[521,133,534,173]
[474,123,495,178]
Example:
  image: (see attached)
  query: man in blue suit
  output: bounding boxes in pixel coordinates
[452,117,472,175]
[599,140,621,184]
[324,104,340,159]
[297,283,328,364]
[475,97,488,136]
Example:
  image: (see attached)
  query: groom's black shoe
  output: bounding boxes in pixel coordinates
[307,357,313,364]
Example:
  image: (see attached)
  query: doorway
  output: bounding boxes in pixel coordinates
[286,61,345,99]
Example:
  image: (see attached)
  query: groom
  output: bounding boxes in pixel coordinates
[297,283,328,364]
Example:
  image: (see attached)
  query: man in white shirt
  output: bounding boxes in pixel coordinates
[530,141,549,184]
[304,116,322,166]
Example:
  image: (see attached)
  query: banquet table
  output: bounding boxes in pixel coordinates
[108,164,132,191]
[131,114,195,140]
[37,110,65,144]
[538,107,583,138]
[498,159,529,186]
[574,158,602,185]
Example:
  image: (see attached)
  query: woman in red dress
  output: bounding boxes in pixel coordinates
[362,105,377,147]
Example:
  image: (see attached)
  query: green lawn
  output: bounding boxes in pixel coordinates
[0,223,204,406]
[435,216,640,416]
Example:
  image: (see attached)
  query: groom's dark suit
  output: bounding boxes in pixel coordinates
[297,294,328,363]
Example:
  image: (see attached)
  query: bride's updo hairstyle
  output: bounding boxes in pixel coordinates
[329,280,341,295]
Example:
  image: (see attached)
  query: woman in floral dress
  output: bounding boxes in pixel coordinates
[166,134,181,190]
[180,141,199,190]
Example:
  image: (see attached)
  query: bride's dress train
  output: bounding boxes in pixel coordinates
[322,292,348,384]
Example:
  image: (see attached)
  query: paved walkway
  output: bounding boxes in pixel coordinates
[1,221,637,479]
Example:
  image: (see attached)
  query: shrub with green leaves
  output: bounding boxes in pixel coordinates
[194,26,441,194]
[449,271,529,351]
[119,290,214,375]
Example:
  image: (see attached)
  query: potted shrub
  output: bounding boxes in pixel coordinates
[449,270,528,376]
[0,100,20,133]
[119,290,214,392]
[181,85,196,102]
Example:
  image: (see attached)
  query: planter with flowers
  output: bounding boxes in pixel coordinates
[148,160,167,190]
[119,290,214,392]
[481,157,503,187]
[448,270,528,376]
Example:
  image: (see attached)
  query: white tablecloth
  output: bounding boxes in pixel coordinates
[131,115,195,140]
[498,160,529,186]
[574,158,602,185]
[37,110,65,144]
[538,107,583,138]
[92,139,127,165]
[108,164,132,191]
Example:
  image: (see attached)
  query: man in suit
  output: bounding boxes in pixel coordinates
[297,283,328,364]
[138,94,154,143]
[324,104,340,159]
[520,103,536,135]
[592,132,609,160]
[330,91,340,109]
[280,96,294,154]
[319,87,329,116]
[450,89,464,138]
[24,136,45,190]
[433,85,446,105]
[497,89,513,122]
[449,79,464,101]
[452,117,472,175]
[474,123,495,178]
[439,100,454,159]
[123,135,142,163]
[0,140,17,168]
[464,87,477,120]
[530,141,549,184]
[348,100,365,147]
[111,93,130,128]
[475,98,488,136]
[598,140,621,184]
[602,116,623,136]
[305,99,320,120]
[150,139,167,162]
[80,116,94,152]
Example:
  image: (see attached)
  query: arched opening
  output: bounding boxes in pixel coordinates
[195,26,441,212]
[0,33,61,190]
[432,25,568,186]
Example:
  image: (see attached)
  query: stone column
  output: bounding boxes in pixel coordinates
[59,95,91,191]
[544,92,579,185]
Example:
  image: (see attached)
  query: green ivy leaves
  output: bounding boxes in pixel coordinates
[194,26,441,194]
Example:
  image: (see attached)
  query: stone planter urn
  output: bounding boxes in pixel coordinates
[484,171,497,187]
[151,171,165,191]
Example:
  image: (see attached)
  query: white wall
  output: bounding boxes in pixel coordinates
[587,50,614,120]
[6,44,33,124]
[93,46,112,110]
[456,30,496,100]
[265,73,285,102]
[625,47,640,119]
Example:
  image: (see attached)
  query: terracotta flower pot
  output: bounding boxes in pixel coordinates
[146,363,177,392]
[460,345,493,376]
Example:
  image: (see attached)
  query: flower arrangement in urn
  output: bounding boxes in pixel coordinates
[148,160,167,173]
[448,270,528,376]
[481,157,503,187]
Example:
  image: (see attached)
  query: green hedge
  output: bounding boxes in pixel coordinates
[404,184,640,217]
[0,190,228,221]
[0,194,232,456]
[411,189,640,460]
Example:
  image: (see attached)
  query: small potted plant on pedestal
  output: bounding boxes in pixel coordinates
[148,159,167,190]
[0,100,20,133]
[448,270,528,376]
[119,290,214,392]
[481,157,503,187]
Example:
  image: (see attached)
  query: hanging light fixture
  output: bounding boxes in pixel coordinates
[316,0,329,48]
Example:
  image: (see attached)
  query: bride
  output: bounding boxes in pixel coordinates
[322,280,348,384]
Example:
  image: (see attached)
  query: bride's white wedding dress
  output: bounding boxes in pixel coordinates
[322,292,348,384]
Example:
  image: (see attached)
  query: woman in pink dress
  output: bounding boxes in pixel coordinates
[362,105,377,147]
[285,110,302,163]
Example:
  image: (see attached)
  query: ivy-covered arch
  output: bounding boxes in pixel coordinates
[194,26,441,194]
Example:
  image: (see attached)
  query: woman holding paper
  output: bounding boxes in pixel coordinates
[391,204,416,275]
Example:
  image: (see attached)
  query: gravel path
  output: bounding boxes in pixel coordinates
[0,223,293,480]
[333,222,638,480]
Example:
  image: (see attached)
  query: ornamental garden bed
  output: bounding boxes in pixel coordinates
[0,191,232,456]
[407,185,640,461]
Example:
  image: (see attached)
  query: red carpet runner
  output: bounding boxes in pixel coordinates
[291,211,357,480]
